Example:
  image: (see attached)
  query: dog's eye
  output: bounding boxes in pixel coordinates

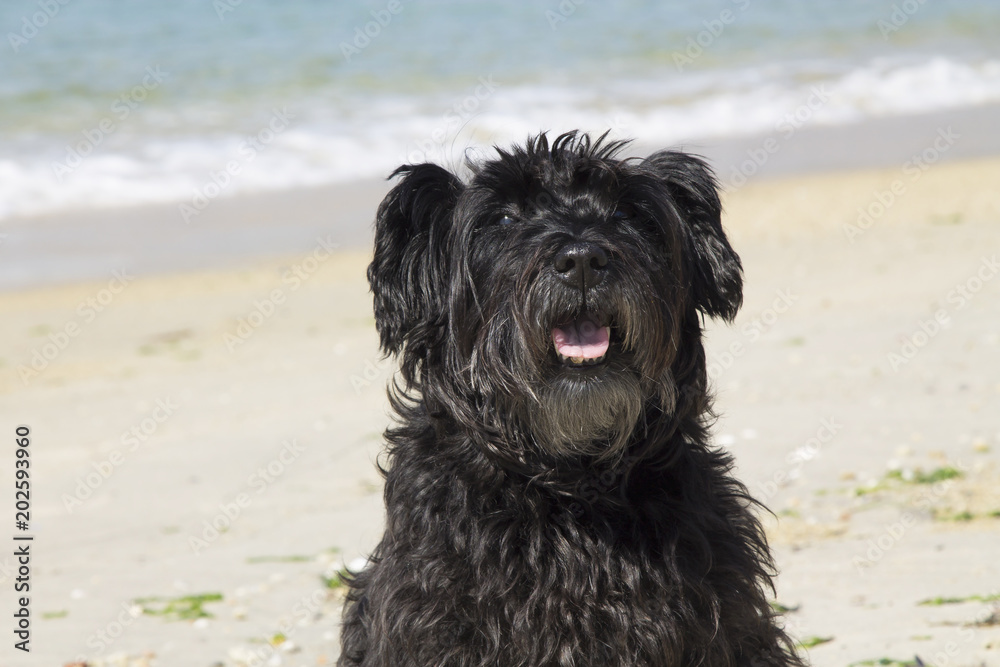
[497,215,515,226]
[612,207,633,221]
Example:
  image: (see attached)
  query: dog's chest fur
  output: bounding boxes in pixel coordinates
[343,422,776,666]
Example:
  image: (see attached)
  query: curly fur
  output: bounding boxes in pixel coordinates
[340,131,805,667]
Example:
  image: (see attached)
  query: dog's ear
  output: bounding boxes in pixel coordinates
[368,163,463,361]
[642,150,743,321]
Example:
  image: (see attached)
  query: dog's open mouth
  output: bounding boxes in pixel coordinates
[551,315,610,367]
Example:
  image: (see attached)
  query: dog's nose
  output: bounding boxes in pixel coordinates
[553,242,609,289]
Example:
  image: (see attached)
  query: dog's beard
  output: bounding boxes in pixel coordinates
[525,363,648,458]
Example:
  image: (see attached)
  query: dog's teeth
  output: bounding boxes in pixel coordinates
[555,350,607,366]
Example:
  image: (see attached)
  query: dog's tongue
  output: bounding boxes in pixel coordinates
[551,317,610,359]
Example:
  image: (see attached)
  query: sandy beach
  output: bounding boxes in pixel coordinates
[2,150,1000,666]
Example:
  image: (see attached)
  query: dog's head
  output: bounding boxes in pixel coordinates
[369,131,741,460]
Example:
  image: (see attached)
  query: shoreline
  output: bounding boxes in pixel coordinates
[3,101,1000,292]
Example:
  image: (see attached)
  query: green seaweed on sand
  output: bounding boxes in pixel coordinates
[848,658,920,667]
[322,567,351,589]
[135,592,223,620]
[884,466,963,484]
[247,554,313,563]
[857,466,964,496]
[918,593,1000,606]
[796,636,833,649]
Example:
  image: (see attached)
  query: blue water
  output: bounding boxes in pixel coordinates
[1,0,999,218]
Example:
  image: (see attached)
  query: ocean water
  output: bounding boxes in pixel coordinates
[1,0,999,220]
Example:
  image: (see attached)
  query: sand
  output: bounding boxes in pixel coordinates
[2,156,999,666]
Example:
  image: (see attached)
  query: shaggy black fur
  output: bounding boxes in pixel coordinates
[339,131,804,667]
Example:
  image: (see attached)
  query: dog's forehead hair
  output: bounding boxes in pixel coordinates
[471,150,628,222]
[474,131,628,184]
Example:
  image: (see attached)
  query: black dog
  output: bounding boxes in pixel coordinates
[340,132,803,667]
